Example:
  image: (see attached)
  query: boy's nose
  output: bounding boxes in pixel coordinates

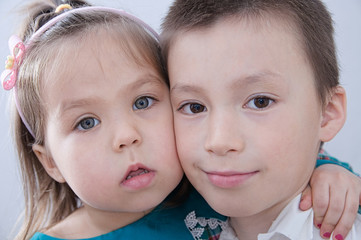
[204,112,245,156]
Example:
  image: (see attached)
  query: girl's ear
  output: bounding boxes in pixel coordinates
[320,86,347,142]
[32,144,66,183]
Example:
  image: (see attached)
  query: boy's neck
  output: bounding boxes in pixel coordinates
[229,194,297,240]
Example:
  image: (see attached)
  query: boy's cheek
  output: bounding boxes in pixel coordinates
[175,129,198,164]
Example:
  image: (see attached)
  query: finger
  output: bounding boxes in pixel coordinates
[312,182,330,229]
[331,191,359,240]
[319,186,346,239]
[300,185,313,211]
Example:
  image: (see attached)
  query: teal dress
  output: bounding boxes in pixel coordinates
[30,187,226,240]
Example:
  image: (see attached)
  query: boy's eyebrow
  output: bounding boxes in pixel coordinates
[170,71,284,94]
[170,84,204,95]
[237,71,283,86]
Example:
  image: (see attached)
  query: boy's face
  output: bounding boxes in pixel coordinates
[168,17,323,217]
[35,31,183,218]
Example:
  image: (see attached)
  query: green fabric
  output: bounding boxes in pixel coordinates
[30,187,225,240]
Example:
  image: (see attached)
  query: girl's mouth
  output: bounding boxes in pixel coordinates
[125,168,150,180]
[121,164,155,190]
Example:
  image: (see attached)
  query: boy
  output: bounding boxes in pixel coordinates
[161,0,361,239]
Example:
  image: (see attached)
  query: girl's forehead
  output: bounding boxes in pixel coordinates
[43,29,144,80]
[43,31,162,90]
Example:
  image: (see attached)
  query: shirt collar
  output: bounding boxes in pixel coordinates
[258,194,314,240]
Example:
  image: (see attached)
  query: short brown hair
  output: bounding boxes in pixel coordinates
[161,0,339,105]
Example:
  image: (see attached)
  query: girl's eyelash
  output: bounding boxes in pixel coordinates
[133,95,159,111]
[74,116,100,132]
[70,95,160,131]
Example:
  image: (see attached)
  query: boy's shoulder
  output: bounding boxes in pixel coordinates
[218,196,361,240]
[182,187,228,239]
[265,194,361,240]
[347,214,361,238]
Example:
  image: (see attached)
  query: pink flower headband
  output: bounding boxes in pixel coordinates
[1,5,160,138]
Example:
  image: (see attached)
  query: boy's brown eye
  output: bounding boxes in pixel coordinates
[178,102,207,114]
[190,103,205,113]
[253,98,270,108]
[245,96,275,110]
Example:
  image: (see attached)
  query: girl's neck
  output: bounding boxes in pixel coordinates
[45,205,154,239]
[83,205,153,235]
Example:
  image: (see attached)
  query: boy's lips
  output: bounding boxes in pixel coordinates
[205,170,259,188]
[121,164,155,190]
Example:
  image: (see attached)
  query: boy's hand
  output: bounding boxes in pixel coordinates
[299,164,361,240]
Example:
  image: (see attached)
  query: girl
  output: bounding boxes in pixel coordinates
[4,1,186,239]
[1,0,360,239]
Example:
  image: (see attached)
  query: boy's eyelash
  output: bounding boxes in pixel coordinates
[244,94,276,110]
[177,102,188,111]
[176,101,207,115]
[177,102,195,111]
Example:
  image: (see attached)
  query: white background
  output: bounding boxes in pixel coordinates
[0,0,360,239]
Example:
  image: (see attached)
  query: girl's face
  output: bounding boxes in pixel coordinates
[34,31,183,219]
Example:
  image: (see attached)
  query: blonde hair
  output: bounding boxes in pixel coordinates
[11,1,167,239]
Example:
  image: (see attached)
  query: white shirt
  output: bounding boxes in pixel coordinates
[220,194,361,240]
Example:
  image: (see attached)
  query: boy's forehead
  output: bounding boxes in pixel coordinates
[167,14,315,96]
[169,12,303,52]
[168,14,306,63]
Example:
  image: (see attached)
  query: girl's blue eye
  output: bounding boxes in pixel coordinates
[133,96,154,110]
[77,118,100,131]
[246,97,274,110]
[179,103,207,114]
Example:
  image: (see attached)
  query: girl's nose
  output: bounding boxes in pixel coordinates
[112,119,142,152]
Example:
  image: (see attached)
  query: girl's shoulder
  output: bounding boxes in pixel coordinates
[30,232,61,240]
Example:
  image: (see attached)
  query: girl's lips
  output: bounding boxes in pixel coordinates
[206,171,259,188]
[121,164,155,190]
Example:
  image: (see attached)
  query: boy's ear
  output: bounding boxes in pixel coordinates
[320,86,347,142]
[32,144,66,183]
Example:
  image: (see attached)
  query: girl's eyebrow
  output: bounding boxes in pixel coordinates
[59,97,102,115]
[59,75,164,115]
[131,74,165,90]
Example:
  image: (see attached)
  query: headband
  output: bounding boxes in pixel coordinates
[1,5,160,138]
